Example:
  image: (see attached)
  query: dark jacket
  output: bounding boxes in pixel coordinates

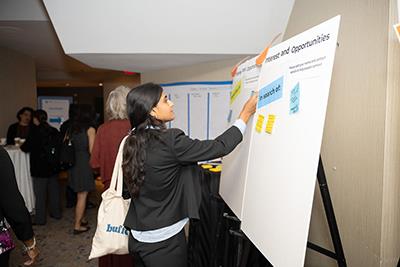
[21,124,61,178]
[0,146,34,241]
[6,122,32,145]
[123,125,242,231]
[60,119,71,139]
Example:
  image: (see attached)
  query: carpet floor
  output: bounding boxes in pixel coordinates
[10,178,103,267]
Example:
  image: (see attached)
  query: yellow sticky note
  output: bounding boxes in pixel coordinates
[255,114,265,133]
[201,164,213,169]
[209,167,221,173]
[230,80,242,105]
[265,114,276,134]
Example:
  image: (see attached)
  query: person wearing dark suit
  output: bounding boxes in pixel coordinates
[6,107,34,145]
[0,146,39,266]
[21,110,62,225]
[122,83,257,267]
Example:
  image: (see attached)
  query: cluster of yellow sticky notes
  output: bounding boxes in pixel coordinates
[255,114,265,133]
[230,80,242,105]
[209,165,222,172]
[201,164,213,169]
[265,114,276,134]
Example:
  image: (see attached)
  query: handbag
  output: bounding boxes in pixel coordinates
[59,128,75,170]
[89,136,131,259]
[0,219,15,255]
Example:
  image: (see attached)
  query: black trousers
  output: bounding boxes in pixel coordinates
[0,250,10,267]
[32,175,61,224]
[129,229,187,267]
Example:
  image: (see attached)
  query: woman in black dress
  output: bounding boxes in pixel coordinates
[68,105,96,234]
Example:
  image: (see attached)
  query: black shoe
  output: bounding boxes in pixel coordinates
[50,215,62,220]
[86,202,96,209]
[73,226,90,235]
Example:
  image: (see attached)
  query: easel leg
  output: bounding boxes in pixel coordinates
[307,157,347,267]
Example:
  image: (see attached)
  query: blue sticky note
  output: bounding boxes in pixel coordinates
[227,109,233,123]
[257,76,283,109]
[290,83,300,114]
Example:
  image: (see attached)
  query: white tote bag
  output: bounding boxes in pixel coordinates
[89,136,131,260]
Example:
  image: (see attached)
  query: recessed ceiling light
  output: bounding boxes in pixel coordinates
[98,83,103,86]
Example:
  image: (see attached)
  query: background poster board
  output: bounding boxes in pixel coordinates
[219,56,261,219]
[240,16,340,267]
[38,96,73,129]
[161,81,231,140]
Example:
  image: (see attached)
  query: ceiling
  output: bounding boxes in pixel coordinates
[42,0,295,73]
[0,0,295,86]
[0,0,135,87]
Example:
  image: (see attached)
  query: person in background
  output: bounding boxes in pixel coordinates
[60,104,79,208]
[6,107,34,145]
[21,110,62,225]
[122,83,257,266]
[0,146,40,266]
[90,85,134,267]
[68,104,96,234]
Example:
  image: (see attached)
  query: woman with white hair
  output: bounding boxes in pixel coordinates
[90,85,134,267]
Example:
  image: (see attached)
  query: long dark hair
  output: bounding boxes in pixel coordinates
[33,109,53,136]
[34,109,50,128]
[71,104,94,133]
[122,83,165,198]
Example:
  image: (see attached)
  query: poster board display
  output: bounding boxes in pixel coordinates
[219,16,340,266]
[161,82,231,140]
[38,96,73,130]
[219,56,261,219]
[241,16,340,267]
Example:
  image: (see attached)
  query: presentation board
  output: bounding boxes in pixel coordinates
[161,82,231,140]
[219,57,261,219]
[220,16,341,267]
[38,96,73,130]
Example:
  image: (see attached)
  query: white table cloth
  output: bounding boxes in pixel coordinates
[4,146,35,213]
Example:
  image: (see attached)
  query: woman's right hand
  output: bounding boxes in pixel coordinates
[239,93,258,123]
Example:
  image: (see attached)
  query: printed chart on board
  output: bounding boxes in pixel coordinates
[161,82,231,140]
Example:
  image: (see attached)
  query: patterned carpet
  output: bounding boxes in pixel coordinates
[9,178,102,267]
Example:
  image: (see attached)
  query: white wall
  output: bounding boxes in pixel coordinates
[380,0,400,266]
[0,47,37,138]
[283,0,400,266]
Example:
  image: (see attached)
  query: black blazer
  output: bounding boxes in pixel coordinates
[0,146,34,241]
[21,124,61,178]
[123,125,242,231]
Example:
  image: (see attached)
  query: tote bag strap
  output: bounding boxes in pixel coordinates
[109,135,129,196]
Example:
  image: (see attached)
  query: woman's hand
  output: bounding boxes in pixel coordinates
[239,93,258,123]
